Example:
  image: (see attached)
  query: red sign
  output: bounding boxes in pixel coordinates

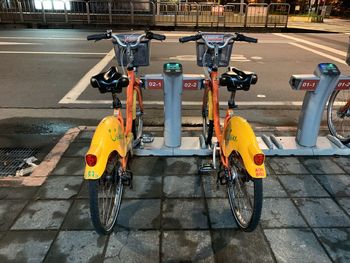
[183,80,199,90]
[300,79,319,90]
[335,79,350,90]
[147,79,163,90]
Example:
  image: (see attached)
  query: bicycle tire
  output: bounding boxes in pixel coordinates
[132,104,143,143]
[327,90,350,144]
[227,152,263,232]
[89,155,123,235]
[202,92,214,145]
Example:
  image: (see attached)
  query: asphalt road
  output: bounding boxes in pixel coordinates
[0,29,349,127]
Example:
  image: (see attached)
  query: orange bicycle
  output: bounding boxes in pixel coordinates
[84,30,165,234]
[180,32,266,231]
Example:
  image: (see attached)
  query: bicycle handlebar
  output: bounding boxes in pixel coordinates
[87,30,166,48]
[179,32,258,49]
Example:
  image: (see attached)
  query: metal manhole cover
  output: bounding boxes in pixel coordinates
[0,148,38,176]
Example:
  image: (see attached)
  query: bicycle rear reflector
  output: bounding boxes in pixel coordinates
[253,154,265,166]
[86,154,97,167]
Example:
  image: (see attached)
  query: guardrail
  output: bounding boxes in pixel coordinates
[0,0,290,28]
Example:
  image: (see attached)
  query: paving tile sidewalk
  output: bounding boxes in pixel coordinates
[0,131,349,262]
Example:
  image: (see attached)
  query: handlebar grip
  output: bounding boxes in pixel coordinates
[242,36,258,43]
[87,33,109,41]
[146,32,166,41]
[179,34,201,43]
[235,33,257,43]
[152,33,166,41]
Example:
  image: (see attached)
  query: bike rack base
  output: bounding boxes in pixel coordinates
[260,135,350,156]
[134,137,212,156]
[134,136,350,157]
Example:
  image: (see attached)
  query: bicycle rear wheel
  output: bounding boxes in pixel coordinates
[327,90,350,144]
[89,153,123,235]
[227,152,263,232]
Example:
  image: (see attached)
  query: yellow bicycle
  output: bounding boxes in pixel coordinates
[84,30,165,234]
[180,32,266,231]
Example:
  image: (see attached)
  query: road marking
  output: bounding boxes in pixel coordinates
[274,33,347,57]
[0,36,86,41]
[289,42,347,65]
[0,51,107,55]
[59,49,115,104]
[168,54,251,62]
[257,94,266,98]
[0,41,42,45]
[68,100,304,106]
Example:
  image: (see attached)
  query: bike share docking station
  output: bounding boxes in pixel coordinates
[134,62,210,156]
[260,63,350,156]
[134,62,350,157]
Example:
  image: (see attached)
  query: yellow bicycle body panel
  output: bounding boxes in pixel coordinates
[132,90,137,120]
[84,116,132,180]
[208,90,213,121]
[222,116,266,179]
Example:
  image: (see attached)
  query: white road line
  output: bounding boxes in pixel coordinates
[70,100,304,106]
[59,49,115,104]
[0,42,42,45]
[274,33,347,57]
[289,42,347,65]
[0,51,107,55]
[0,36,86,41]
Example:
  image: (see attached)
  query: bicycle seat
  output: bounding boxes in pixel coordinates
[90,66,129,93]
[220,67,257,91]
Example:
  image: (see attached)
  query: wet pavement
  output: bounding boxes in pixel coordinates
[0,129,349,263]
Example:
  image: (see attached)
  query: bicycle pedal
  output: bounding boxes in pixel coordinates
[216,170,227,185]
[121,170,133,187]
[141,133,154,144]
[198,163,213,174]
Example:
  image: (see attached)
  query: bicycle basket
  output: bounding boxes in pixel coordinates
[346,36,350,66]
[113,34,150,67]
[196,35,233,67]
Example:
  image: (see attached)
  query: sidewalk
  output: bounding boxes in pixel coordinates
[0,129,349,262]
[288,18,350,33]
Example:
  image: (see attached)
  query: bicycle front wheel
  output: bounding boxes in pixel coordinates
[89,154,123,235]
[227,152,263,232]
[132,104,143,143]
[327,90,350,144]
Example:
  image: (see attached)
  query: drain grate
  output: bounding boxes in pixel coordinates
[0,148,38,176]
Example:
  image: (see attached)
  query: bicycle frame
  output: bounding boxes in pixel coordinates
[205,70,266,178]
[84,69,144,180]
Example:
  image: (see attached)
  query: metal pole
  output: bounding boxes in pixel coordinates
[265,4,270,28]
[42,1,46,23]
[174,4,177,26]
[130,2,134,25]
[18,2,24,22]
[108,2,112,24]
[240,0,244,15]
[64,2,68,23]
[86,2,90,24]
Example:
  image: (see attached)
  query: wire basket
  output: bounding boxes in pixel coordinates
[346,36,350,66]
[196,36,233,67]
[113,34,150,67]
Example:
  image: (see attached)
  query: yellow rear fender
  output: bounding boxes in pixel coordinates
[222,116,266,178]
[84,116,127,180]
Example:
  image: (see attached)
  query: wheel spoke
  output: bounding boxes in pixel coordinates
[226,152,263,231]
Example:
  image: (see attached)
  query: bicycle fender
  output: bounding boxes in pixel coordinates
[84,116,127,180]
[222,116,266,178]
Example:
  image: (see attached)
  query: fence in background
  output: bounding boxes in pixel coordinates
[0,0,290,28]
